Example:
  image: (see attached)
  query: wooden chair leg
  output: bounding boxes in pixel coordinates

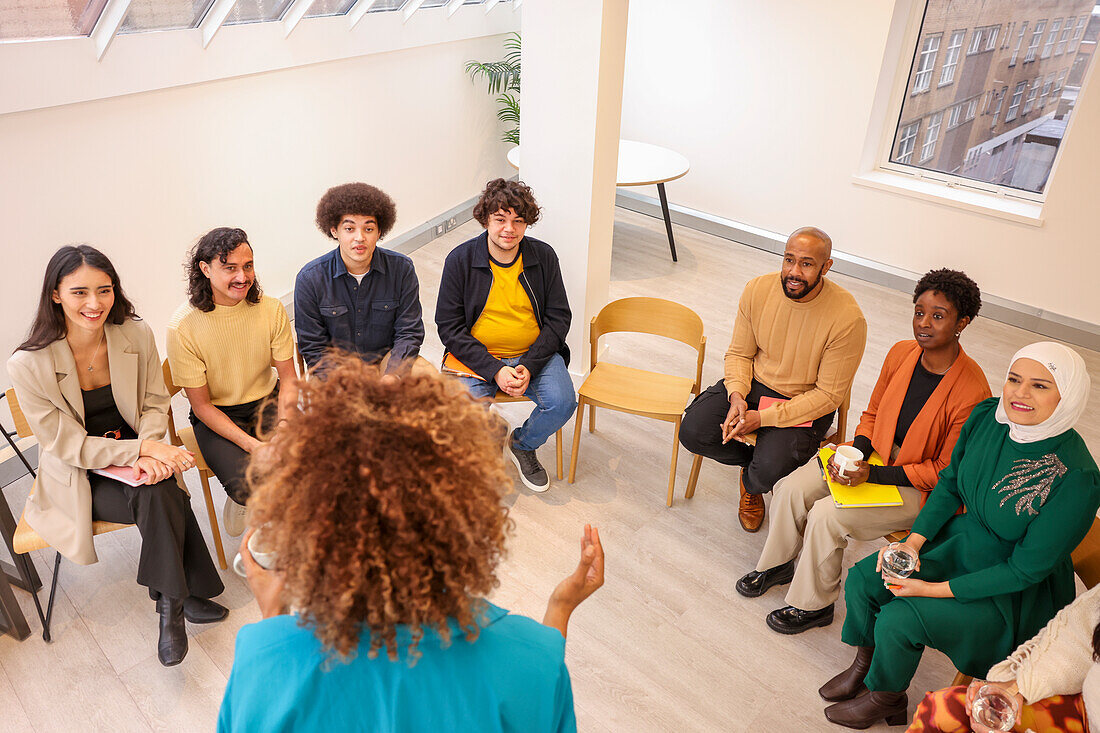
[685,454,703,499]
[199,470,228,570]
[555,429,563,481]
[588,403,596,433]
[667,417,682,507]
[568,397,586,484]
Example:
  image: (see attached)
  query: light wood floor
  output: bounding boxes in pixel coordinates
[1,209,1097,732]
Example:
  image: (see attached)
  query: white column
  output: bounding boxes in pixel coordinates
[519,0,629,372]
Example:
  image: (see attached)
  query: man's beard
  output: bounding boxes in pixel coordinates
[780,272,821,300]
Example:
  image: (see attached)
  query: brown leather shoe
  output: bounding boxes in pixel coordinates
[819,645,875,701]
[738,476,765,532]
[823,690,908,729]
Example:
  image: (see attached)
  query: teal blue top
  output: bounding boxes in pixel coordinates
[217,602,576,733]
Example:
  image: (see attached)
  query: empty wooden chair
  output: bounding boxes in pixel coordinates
[567,297,705,507]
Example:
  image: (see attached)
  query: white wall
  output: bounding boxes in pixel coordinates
[620,0,1100,327]
[0,33,515,385]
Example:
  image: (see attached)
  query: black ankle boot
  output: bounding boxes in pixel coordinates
[824,690,909,729]
[819,645,874,701]
[156,596,188,667]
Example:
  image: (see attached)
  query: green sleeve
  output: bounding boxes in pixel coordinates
[950,469,1100,602]
[909,407,978,540]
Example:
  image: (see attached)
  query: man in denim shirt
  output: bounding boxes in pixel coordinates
[295,183,424,380]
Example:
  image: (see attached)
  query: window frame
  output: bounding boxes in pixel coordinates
[1022,77,1040,115]
[1005,80,1027,121]
[1009,20,1028,66]
[919,110,942,162]
[939,28,965,85]
[912,33,942,94]
[896,121,921,163]
[1025,19,1046,63]
[1042,18,1062,59]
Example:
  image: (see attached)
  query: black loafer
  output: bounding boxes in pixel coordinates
[156,596,188,667]
[735,559,795,598]
[183,597,229,624]
[766,604,834,635]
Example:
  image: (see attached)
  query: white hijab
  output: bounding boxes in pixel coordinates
[994,341,1091,444]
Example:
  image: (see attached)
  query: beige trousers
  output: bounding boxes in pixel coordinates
[754,457,923,611]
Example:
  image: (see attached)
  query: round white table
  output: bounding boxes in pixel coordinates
[507,139,690,262]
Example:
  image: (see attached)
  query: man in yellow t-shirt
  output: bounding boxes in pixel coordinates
[435,179,576,493]
[679,227,867,533]
[167,227,298,537]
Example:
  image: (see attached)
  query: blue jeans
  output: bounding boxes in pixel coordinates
[459,353,577,451]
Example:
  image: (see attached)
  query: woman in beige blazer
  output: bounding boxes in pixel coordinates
[8,245,225,667]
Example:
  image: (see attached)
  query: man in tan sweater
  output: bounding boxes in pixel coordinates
[679,227,866,532]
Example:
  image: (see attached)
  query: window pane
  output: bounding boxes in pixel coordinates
[367,0,409,11]
[304,0,357,17]
[0,0,107,41]
[223,0,295,24]
[420,0,450,7]
[890,1,1100,195]
[119,0,214,33]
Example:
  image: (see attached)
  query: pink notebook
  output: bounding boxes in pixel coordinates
[91,465,148,487]
[757,395,812,428]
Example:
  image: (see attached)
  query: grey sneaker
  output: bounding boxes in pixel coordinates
[223,496,248,537]
[507,432,549,492]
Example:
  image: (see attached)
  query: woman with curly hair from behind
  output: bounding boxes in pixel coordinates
[217,353,603,732]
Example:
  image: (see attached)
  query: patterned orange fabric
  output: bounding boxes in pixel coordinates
[908,685,1088,732]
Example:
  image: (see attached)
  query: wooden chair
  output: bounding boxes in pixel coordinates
[567,297,705,507]
[7,388,133,642]
[493,393,564,481]
[161,360,228,570]
[684,388,852,501]
[946,515,1100,688]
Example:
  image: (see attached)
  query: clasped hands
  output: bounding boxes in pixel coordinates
[825,452,871,487]
[495,364,531,398]
[721,394,760,443]
[135,440,196,484]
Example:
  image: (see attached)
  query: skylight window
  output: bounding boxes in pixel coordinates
[223,0,295,25]
[0,0,106,41]
[303,0,358,18]
[119,0,216,34]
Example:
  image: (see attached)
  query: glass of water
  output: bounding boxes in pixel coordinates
[971,683,1021,732]
[880,542,918,587]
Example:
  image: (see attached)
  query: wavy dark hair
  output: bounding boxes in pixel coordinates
[17,245,138,352]
[472,178,541,226]
[186,227,262,313]
[315,183,397,239]
[913,268,981,322]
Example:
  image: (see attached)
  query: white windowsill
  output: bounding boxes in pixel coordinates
[851,170,1044,227]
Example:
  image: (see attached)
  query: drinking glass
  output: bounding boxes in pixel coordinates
[880,542,918,587]
[971,683,1021,732]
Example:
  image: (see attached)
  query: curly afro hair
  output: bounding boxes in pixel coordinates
[913,268,981,321]
[315,183,397,240]
[245,352,513,665]
[472,178,541,226]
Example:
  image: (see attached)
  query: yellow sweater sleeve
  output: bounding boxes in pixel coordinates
[722,285,756,399]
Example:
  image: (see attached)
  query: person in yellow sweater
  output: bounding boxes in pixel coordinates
[679,227,866,532]
[167,227,298,539]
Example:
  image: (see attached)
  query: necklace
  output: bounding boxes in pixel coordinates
[85,331,105,372]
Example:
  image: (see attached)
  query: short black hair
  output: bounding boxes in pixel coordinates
[913,268,981,321]
[315,183,397,239]
[186,227,262,312]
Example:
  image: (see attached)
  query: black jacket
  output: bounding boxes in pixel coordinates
[435,231,571,383]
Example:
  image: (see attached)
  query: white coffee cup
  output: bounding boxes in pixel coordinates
[233,530,276,578]
[832,445,863,477]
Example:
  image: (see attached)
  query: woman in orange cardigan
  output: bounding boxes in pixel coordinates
[735,269,991,635]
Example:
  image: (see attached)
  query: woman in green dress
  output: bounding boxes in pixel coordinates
[819,341,1099,729]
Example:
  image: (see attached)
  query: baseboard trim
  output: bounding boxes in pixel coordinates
[616,189,1099,352]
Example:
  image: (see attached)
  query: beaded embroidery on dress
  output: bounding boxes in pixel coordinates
[995,455,1068,517]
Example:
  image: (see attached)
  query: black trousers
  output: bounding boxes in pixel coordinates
[90,473,224,601]
[679,379,834,495]
[188,388,278,505]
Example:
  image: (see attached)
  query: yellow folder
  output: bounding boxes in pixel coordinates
[819,445,903,509]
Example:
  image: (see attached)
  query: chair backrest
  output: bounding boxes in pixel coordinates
[4,389,33,439]
[160,358,185,448]
[1072,516,1100,589]
[162,358,181,398]
[591,297,704,350]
